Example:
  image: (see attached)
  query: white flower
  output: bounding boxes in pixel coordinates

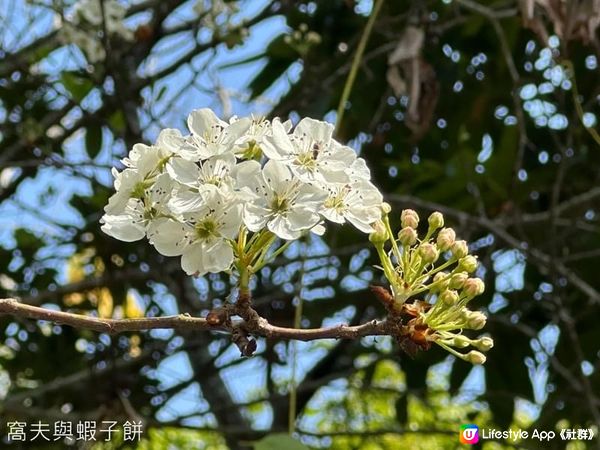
[242,160,326,240]
[166,153,235,190]
[232,117,292,158]
[101,173,172,241]
[147,189,242,275]
[321,179,383,233]
[264,118,357,184]
[184,109,251,160]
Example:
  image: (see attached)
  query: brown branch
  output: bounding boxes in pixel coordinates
[0,298,391,344]
[0,298,212,333]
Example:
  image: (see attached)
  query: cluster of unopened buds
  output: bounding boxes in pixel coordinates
[370,209,492,364]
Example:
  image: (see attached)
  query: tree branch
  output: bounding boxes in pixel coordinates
[0,298,391,344]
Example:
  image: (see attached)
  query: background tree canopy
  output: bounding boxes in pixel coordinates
[1,0,599,449]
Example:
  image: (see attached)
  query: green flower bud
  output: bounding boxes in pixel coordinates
[436,227,456,252]
[466,350,487,365]
[431,272,449,293]
[458,255,478,273]
[449,271,468,289]
[428,212,444,231]
[381,202,392,214]
[439,289,459,306]
[401,209,419,229]
[466,311,487,330]
[453,334,471,348]
[398,226,417,246]
[473,336,494,352]
[418,243,439,264]
[463,277,485,297]
[451,240,468,259]
[369,220,388,244]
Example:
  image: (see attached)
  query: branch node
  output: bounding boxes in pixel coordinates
[231,326,257,357]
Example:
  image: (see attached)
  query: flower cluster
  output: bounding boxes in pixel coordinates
[57,0,133,63]
[101,109,383,277]
[370,209,492,364]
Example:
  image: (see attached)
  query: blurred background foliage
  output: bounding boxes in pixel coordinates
[0,0,599,449]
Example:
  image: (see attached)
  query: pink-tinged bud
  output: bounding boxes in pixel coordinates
[453,335,471,348]
[458,255,478,273]
[418,243,439,264]
[439,289,459,306]
[449,272,468,289]
[451,240,468,259]
[369,220,388,244]
[428,211,444,231]
[401,209,419,229]
[398,226,417,246]
[466,311,487,330]
[463,277,485,297]
[474,336,494,352]
[466,350,487,365]
[436,227,456,252]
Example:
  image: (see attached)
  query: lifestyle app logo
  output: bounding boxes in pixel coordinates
[460,424,479,444]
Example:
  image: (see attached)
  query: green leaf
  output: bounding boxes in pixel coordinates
[60,72,94,102]
[253,433,309,450]
[107,110,126,134]
[85,125,103,159]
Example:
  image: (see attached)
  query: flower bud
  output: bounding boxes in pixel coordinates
[458,255,478,273]
[428,212,444,231]
[466,350,487,365]
[369,220,388,244]
[463,278,485,297]
[436,227,456,252]
[431,272,449,293]
[474,336,494,352]
[451,240,468,259]
[381,202,392,214]
[401,209,419,229]
[398,227,417,246]
[449,271,468,289]
[453,335,471,348]
[418,243,439,264]
[466,311,487,330]
[439,289,459,306]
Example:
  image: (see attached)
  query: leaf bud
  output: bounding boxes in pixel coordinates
[428,211,444,231]
[398,226,417,246]
[466,350,487,365]
[401,209,419,229]
[436,227,456,252]
[451,240,468,259]
[418,243,439,264]
[449,271,468,289]
[463,277,485,297]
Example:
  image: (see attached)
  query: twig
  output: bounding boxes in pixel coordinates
[335,0,385,135]
[0,298,390,342]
